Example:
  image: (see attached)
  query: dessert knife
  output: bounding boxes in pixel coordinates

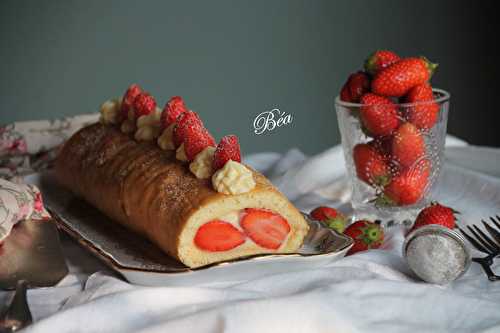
[0,219,68,332]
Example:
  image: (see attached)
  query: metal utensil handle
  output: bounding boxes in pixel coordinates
[473,255,500,282]
[0,280,33,332]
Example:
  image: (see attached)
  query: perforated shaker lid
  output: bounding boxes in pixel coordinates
[403,225,471,285]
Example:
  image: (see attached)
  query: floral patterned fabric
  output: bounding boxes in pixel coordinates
[0,113,99,181]
[0,178,51,241]
[0,113,99,241]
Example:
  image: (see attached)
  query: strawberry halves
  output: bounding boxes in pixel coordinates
[161,96,188,130]
[120,84,142,121]
[212,135,242,171]
[194,220,245,252]
[134,92,157,118]
[240,208,290,250]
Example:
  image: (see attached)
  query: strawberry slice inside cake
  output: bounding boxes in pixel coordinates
[194,209,292,253]
[240,208,291,250]
[194,220,245,252]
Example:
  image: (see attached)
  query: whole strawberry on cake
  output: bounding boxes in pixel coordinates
[56,85,309,268]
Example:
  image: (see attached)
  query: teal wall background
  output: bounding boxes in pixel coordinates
[0,0,495,154]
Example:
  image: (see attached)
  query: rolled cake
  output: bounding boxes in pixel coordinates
[55,123,309,268]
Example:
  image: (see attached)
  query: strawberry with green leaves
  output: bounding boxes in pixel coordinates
[310,206,347,233]
[372,57,438,97]
[359,93,400,137]
[344,220,384,255]
[364,50,400,76]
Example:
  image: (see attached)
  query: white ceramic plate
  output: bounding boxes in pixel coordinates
[25,172,353,287]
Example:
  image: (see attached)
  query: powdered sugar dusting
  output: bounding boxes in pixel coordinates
[406,233,468,285]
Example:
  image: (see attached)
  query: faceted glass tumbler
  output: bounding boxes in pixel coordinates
[335,89,450,227]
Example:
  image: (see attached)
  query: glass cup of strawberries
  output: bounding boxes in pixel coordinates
[335,50,450,227]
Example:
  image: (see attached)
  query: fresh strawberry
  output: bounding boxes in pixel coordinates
[372,57,438,97]
[359,93,399,137]
[411,202,457,232]
[212,135,242,171]
[120,84,142,121]
[353,143,391,187]
[240,208,290,250]
[340,71,370,103]
[133,92,157,117]
[310,206,340,221]
[310,206,347,233]
[379,159,431,206]
[184,127,216,161]
[369,136,393,159]
[403,83,440,130]
[344,220,384,255]
[340,84,352,103]
[173,111,203,147]
[161,96,188,130]
[364,50,400,76]
[194,220,245,252]
[392,122,426,168]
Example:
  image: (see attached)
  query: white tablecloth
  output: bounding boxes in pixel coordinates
[2,137,500,333]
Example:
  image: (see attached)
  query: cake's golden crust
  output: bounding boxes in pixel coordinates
[55,123,308,267]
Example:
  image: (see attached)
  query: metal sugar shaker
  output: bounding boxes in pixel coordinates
[403,224,471,285]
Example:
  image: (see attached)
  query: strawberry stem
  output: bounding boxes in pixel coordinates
[364,53,377,76]
[421,56,438,78]
[374,194,395,207]
[327,217,346,233]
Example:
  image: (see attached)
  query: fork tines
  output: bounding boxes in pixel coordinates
[459,217,500,255]
[459,215,500,282]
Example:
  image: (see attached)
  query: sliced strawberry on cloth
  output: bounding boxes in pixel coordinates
[194,220,245,252]
[240,208,290,250]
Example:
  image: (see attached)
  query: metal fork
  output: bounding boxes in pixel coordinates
[458,215,500,281]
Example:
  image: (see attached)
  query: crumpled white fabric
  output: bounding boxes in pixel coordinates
[4,136,500,333]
